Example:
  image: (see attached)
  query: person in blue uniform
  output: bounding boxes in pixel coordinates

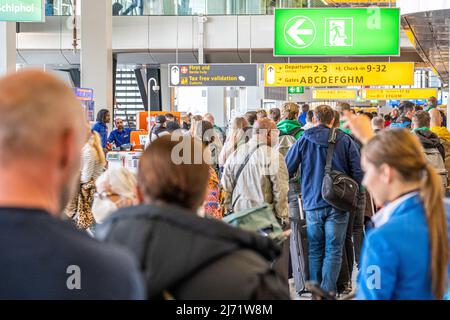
[92,109,110,149]
[108,118,131,148]
[344,112,450,300]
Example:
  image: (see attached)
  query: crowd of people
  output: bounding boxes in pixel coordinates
[1,69,449,300]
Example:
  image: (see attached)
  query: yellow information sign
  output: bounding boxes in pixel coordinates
[264,62,414,87]
[363,88,438,100]
[312,89,357,100]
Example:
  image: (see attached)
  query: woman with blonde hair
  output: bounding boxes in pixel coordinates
[218,117,249,168]
[345,113,449,300]
[65,129,106,229]
[277,102,303,141]
[256,109,268,120]
[92,168,137,225]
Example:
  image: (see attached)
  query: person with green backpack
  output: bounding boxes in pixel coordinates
[277,102,304,144]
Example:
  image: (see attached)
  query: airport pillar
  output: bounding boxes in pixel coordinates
[245,87,264,111]
[0,22,16,75]
[160,65,171,111]
[207,87,226,127]
[80,0,113,123]
[448,18,450,131]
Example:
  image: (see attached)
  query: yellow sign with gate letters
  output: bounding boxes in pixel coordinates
[264,62,414,87]
[363,88,438,100]
[312,89,357,100]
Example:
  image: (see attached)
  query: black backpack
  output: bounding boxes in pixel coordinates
[321,128,359,213]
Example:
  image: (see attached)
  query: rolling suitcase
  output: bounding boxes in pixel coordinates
[289,194,309,295]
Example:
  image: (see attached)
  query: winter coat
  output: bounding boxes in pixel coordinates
[96,203,290,300]
[221,139,289,220]
[414,129,445,161]
[390,116,412,129]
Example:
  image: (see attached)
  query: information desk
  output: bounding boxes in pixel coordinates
[106,151,143,174]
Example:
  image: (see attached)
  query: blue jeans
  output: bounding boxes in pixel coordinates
[306,207,349,293]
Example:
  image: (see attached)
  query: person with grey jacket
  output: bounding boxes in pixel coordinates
[221,118,289,223]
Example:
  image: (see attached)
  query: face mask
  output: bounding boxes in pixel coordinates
[92,198,118,224]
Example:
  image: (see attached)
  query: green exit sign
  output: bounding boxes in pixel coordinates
[0,0,44,22]
[288,86,304,94]
[274,8,400,57]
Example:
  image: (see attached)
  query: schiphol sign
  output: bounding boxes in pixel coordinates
[274,8,400,56]
[0,0,44,22]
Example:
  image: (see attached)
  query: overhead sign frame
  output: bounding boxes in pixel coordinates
[274,7,400,57]
[264,62,414,87]
[168,63,259,87]
[0,0,45,22]
[362,88,439,100]
[312,89,358,100]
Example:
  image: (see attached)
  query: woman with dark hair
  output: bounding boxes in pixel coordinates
[245,111,257,127]
[269,108,281,124]
[191,120,223,219]
[92,109,110,150]
[96,135,289,300]
[384,114,392,128]
[390,108,400,123]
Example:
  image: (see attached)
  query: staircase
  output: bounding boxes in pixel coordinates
[114,68,145,129]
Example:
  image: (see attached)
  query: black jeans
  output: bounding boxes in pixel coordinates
[337,191,366,291]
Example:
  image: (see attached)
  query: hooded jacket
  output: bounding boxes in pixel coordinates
[390,115,412,129]
[414,129,445,161]
[96,203,290,300]
[277,119,304,140]
[285,125,364,211]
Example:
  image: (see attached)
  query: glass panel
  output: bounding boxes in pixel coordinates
[46,0,331,16]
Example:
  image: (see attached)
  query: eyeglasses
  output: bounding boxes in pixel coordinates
[93,191,121,201]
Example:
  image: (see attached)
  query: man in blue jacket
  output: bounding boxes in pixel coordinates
[108,118,131,148]
[285,104,364,293]
[389,101,415,129]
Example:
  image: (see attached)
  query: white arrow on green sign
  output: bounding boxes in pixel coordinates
[285,16,316,48]
[275,8,400,57]
[288,86,304,94]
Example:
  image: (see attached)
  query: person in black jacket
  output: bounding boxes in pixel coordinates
[412,111,445,160]
[0,70,144,299]
[96,135,290,300]
[390,101,415,129]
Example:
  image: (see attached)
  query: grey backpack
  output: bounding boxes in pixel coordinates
[424,148,448,189]
[276,127,303,157]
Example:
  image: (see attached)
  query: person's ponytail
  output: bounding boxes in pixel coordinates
[420,163,449,299]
